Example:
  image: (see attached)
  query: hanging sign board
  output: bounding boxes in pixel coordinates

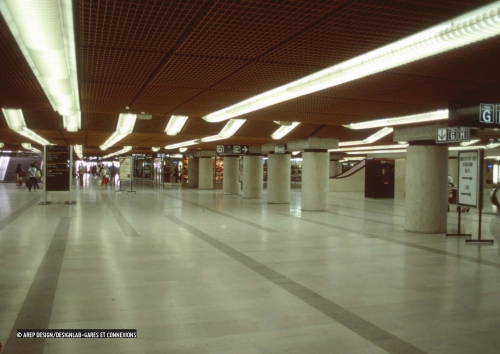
[274,144,286,154]
[119,157,132,181]
[435,127,470,143]
[216,145,249,155]
[457,150,482,208]
[448,100,500,128]
[45,146,70,192]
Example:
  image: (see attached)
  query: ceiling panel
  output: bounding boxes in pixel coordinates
[180,117,226,136]
[23,110,62,130]
[134,116,169,134]
[82,113,118,132]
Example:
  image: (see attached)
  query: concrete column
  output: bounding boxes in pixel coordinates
[243,155,263,199]
[223,156,240,195]
[188,158,199,188]
[267,153,291,204]
[405,145,448,233]
[198,157,213,190]
[329,160,342,177]
[302,151,329,211]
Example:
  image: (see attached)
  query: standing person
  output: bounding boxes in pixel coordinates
[110,164,116,184]
[165,166,171,182]
[15,163,25,186]
[100,165,110,187]
[174,164,179,183]
[28,164,39,191]
[92,164,97,177]
[78,164,86,186]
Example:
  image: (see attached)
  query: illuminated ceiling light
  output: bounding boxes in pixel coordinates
[152,147,160,152]
[486,143,500,149]
[203,4,500,123]
[21,142,40,152]
[200,135,224,143]
[100,113,137,150]
[0,143,4,148]
[347,149,407,154]
[171,154,183,158]
[63,112,81,132]
[398,141,408,145]
[165,139,199,150]
[179,147,188,152]
[339,127,394,146]
[0,0,81,128]
[460,139,480,147]
[74,144,83,159]
[344,110,449,130]
[103,146,132,159]
[1,108,52,145]
[292,151,301,155]
[165,115,188,136]
[330,144,407,152]
[271,122,300,140]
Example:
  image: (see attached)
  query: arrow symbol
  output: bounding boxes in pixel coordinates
[242,146,248,153]
[438,133,446,140]
[461,192,471,196]
[461,177,472,180]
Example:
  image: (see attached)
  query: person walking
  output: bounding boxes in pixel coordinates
[92,164,97,177]
[79,164,86,186]
[110,164,116,184]
[28,163,39,191]
[15,163,25,186]
[100,165,110,187]
[174,164,179,183]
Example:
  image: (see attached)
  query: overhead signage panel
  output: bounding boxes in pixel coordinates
[448,100,500,128]
[274,144,286,154]
[216,145,249,155]
[457,150,480,208]
[46,146,70,192]
[435,127,470,144]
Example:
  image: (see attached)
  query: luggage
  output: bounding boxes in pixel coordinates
[25,180,32,189]
[19,170,26,177]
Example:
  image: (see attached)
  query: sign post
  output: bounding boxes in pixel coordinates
[463,149,493,244]
[117,156,135,194]
[64,145,76,205]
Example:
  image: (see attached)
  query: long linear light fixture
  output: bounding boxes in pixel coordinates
[0,143,4,148]
[165,115,189,136]
[165,139,199,150]
[0,0,81,130]
[271,122,300,140]
[330,144,407,152]
[100,114,137,150]
[201,119,246,142]
[74,144,83,159]
[21,143,41,152]
[347,149,407,154]
[339,127,393,146]
[2,108,52,145]
[152,147,160,152]
[344,110,449,130]
[103,146,132,159]
[203,3,500,123]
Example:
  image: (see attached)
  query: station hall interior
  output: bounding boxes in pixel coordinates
[1,1,500,353]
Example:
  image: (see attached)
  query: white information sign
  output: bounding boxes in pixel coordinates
[119,157,132,181]
[457,150,480,208]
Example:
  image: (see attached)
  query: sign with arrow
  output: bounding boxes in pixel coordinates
[435,127,470,144]
[457,150,481,208]
[216,144,250,155]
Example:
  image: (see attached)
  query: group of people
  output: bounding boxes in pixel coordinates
[164,164,181,183]
[77,163,118,187]
[15,162,41,192]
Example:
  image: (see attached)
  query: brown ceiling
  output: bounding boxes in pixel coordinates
[1,0,500,155]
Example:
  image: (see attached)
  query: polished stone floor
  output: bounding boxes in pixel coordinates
[1,176,499,354]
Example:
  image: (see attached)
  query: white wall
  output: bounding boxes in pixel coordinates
[329,168,365,192]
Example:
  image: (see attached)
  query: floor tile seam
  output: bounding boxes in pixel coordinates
[164,214,428,354]
[101,194,141,238]
[4,217,71,354]
[0,197,40,234]
[274,212,500,270]
[162,191,278,233]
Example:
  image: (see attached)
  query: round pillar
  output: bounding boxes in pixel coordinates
[198,157,213,190]
[243,155,263,199]
[188,158,199,188]
[405,145,448,233]
[267,153,291,204]
[223,156,240,195]
[302,151,329,211]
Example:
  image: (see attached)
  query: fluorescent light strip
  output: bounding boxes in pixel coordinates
[344,110,449,130]
[330,144,407,152]
[203,4,500,122]
[200,119,247,143]
[21,142,41,152]
[0,143,4,148]
[347,149,407,154]
[152,147,160,152]
[100,114,137,150]
[103,146,132,159]
[1,108,52,145]
[74,144,83,159]
[165,115,189,136]
[179,148,188,152]
[0,0,81,129]
[271,122,300,140]
[165,140,199,150]
[339,127,393,146]
[63,112,81,132]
